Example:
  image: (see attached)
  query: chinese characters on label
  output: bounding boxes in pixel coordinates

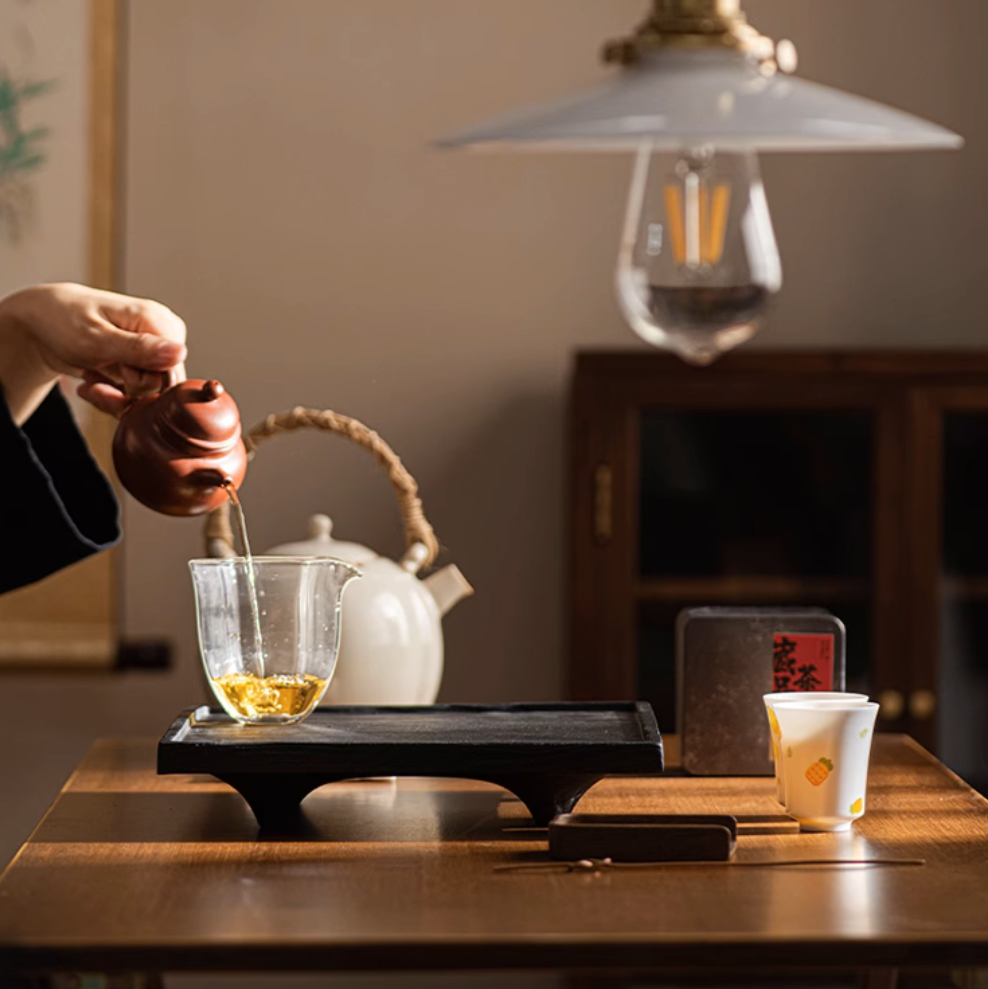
[772,633,834,693]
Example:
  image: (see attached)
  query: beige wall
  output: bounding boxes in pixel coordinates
[2,0,985,888]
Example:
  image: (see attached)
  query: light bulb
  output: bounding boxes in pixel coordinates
[616,146,782,366]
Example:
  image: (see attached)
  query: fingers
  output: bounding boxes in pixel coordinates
[83,363,174,408]
[82,368,120,388]
[72,288,188,374]
[120,364,169,398]
[77,378,131,418]
[11,283,190,384]
[91,319,187,372]
[84,364,173,396]
[98,294,187,347]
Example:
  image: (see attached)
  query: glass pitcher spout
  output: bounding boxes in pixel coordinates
[328,559,362,603]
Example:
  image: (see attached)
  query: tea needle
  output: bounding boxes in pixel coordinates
[494,857,926,874]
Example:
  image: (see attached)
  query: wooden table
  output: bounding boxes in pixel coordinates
[2,734,988,984]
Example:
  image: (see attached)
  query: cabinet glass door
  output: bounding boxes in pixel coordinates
[939,411,988,792]
[637,409,876,732]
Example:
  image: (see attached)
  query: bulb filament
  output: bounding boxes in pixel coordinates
[665,174,732,270]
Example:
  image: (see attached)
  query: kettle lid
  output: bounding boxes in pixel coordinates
[265,514,378,566]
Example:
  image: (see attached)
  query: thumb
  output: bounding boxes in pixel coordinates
[94,321,187,371]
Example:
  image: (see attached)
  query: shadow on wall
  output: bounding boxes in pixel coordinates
[211,382,569,707]
[424,388,567,706]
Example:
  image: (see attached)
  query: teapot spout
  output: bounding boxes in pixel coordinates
[423,565,474,617]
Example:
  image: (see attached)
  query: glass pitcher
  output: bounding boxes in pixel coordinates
[190,557,360,725]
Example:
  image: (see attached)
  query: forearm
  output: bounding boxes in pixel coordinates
[0,383,120,594]
[0,289,60,426]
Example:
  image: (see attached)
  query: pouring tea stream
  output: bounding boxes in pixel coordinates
[206,406,473,708]
[112,374,363,724]
[111,374,267,686]
[111,381,467,719]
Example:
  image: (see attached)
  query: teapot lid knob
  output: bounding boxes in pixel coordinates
[308,514,333,540]
[202,380,225,401]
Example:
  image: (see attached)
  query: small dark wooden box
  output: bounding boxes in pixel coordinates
[549,813,737,862]
[677,607,846,776]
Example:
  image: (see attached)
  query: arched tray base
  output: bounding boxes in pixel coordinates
[159,703,664,830]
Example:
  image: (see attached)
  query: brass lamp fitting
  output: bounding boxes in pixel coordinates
[603,0,794,74]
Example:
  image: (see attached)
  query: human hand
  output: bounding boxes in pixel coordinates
[0,282,187,423]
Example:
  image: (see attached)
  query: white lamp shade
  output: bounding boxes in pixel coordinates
[438,50,963,153]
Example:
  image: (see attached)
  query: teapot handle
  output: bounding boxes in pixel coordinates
[122,362,188,399]
[203,407,440,566]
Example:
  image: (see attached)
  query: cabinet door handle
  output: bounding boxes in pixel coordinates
[877,689,905,721]
[594,465,613,545]
[909,689,937,721]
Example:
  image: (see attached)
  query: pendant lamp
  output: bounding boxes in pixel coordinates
[438,0,964,365]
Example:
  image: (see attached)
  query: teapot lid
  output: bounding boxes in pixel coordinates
[265,514,378,566]
[155,379,242,452]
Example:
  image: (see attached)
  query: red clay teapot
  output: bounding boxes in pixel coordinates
[112,373,247,516]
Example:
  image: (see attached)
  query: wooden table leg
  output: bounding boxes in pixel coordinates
[862,969,899,989]
[23,975,165,989]
[953,970,988,989]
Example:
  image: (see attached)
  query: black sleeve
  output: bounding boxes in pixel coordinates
[0,384,121,594]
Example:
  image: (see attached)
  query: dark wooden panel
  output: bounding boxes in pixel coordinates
[567,350,988,776]
[904,389,943,751]
[569,351,896,715]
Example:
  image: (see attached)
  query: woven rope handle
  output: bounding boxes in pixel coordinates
[204,407,440,565]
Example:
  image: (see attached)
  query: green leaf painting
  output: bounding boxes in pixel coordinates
[0,68,56,244]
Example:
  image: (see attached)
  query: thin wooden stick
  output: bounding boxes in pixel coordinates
[495,857,926,874]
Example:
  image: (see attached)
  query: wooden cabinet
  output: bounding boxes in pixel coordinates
[568,351,988,791]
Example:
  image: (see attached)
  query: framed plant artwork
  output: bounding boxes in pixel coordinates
[0,0,121,668]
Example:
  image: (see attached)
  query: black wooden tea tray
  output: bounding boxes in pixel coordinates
[158,702,663,828]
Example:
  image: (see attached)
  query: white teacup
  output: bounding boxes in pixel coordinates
[773,700,880,832]
[763,693,869,805]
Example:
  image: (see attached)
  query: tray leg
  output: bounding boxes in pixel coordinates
[491,773,603,826]
[217,773,334,829]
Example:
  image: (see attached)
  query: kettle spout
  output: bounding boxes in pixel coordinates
[423,565,474,617]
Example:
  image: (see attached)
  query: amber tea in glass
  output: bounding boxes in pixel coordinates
[189,556,360,725]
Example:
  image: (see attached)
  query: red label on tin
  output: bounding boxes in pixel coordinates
[772,633,834,693]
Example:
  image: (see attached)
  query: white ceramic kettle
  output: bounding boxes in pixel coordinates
[203,406,473,706]
[265,514,472,705]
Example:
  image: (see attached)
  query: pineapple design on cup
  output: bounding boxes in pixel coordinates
[768,707,782,763]
[805,757,834,786]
